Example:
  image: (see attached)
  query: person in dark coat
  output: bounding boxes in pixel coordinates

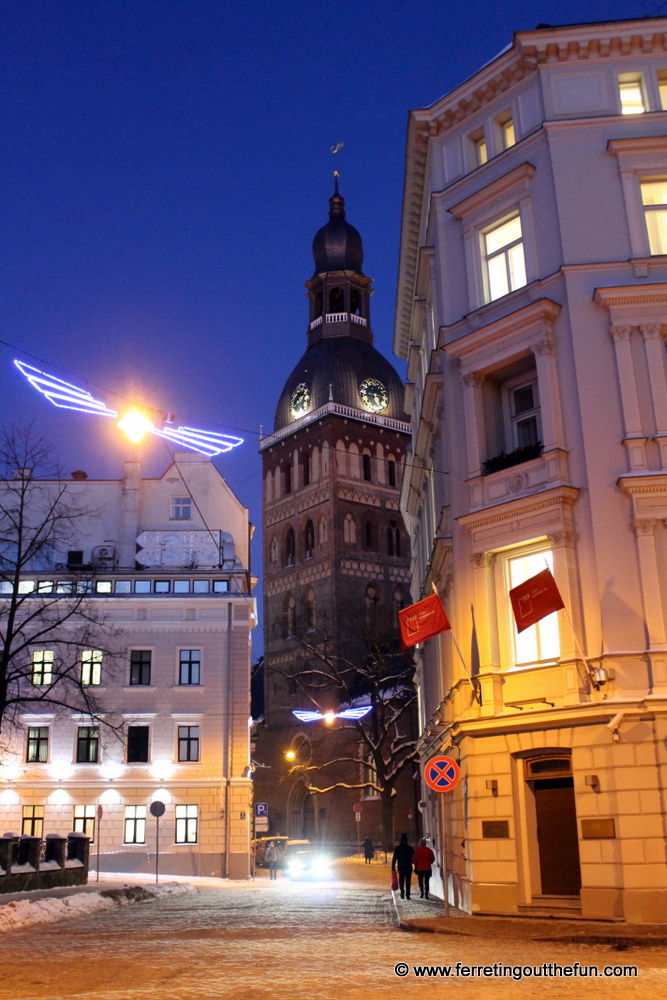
[362,837,374,864]
[391,833,414,899]
[412,838,436,899]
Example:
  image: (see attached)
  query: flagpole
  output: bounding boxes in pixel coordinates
[432,584,481,704]
[541,559,597,686]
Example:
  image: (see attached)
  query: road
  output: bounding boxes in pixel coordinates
[1,861,667,1000]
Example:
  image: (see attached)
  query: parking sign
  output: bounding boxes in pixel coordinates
[254,802,269,818]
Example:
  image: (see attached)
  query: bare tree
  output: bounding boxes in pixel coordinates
[0,426,122,742]
[275,594,418,849]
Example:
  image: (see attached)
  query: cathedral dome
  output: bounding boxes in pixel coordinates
[274,337,407,432]
[311,181,364,275]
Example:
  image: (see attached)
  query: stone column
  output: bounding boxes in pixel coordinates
[609,326,648,471]
[531,338,565,451]
[640,324,667,468]
[632,519,667,649]
[459,373,486,478]
[470,552,502,715]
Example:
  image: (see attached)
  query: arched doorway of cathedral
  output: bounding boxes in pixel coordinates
[287,781,317,840]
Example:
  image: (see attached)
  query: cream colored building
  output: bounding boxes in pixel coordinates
[396,17,667,923]
[0,453,255,878]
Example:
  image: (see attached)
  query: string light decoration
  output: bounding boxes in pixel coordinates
[292,706,372,724]
[13,359,244,457]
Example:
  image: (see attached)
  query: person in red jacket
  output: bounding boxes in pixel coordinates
[412,838,436,899]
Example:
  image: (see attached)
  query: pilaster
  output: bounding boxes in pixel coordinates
[609,325,648,471]
[460,373,486,478]
[640,324,667,468]
[632,519,667,649]
[531,338,566,451]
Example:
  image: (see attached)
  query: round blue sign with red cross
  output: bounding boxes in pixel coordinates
[424,755,460,793]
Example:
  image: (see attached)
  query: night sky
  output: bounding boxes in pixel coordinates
[0,0,645,653]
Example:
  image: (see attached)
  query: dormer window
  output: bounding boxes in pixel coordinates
[171,497,192,520]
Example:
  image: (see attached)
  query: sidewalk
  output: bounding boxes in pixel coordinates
[391,892,667,947]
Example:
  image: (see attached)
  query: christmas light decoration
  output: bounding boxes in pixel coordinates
[292,706,372,723]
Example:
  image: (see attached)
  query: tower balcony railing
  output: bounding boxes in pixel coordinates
[309,313,368,331]
[260,401,411,450]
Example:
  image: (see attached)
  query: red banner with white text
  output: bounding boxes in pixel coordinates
[509,568,564,634]
[399,593,451,648]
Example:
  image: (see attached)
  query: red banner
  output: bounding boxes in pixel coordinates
[509,568,564,634]
[399,593,451,648]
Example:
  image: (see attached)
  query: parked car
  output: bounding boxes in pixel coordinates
[285,849,333,880]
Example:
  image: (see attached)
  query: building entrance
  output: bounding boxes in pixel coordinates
[526,757,581,896]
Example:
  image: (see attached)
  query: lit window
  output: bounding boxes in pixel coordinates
[641,180,667,255]
[659,71,667,110]
[73,805,96,842]
[502,118,516,149]
[507,549,560,667]
[36,580,54,594]
[483,214,527,302]
[22,805,44,837]
[81,649,102,686]
[175,804,198,843]
[56,581,73,594]
[76,580,93,594]
[619,76,646,115]
[179,650,201,685]
[178,726,200,762]
[170,496,192,520]
[31,650,53,686]
[124,805,147,844]
[475,135,487,166]
[18,580,35,594]
[95,581,112,594]
[76,726,99,764]
[26,726,49,763]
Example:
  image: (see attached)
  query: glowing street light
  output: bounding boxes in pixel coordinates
[292,706,372,724]
[284,750,296,761]
[117,407,155,444]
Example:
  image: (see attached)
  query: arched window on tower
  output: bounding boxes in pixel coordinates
[343,513,356,545]
[284,527,296,567]
[303,587,315,630]
[270,537,279,563]
[362,452,372,482]
[318,517,328,546]
[387,458,397,488]
[387,520,401,558]
[304,520,315,560]
[363,518,378,551]
[284,593,296,637]
[365,583,381,623]
[350,288,362,315]
[393,586,409,614]
[284,462,292,495]
[329,287,344,312]
[302,451,310,487]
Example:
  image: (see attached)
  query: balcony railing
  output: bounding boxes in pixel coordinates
[260,401,410,450]
[309,313,368,331]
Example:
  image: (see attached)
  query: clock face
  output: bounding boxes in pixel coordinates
[359,378,388,414]
[290,383,311,419]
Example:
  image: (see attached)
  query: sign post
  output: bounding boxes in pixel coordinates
[353,803,363,849]
[96,804,103,883]
[254,802,269,834]
[149,801,166,885]
[423,755,461,918]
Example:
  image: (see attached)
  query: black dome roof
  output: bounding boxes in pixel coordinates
[311,184,364,275]
[274,337,407,432]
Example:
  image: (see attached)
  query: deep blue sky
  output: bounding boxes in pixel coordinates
[0,0,646,653]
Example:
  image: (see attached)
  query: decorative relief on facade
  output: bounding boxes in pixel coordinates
[386,499,400,511]
[547,530,575,549]
[265,506,296,527]
[532,338,556,357]
[632,519,656,536]
[459,372,485,389]
[470,552,496,568]
[337,488,381,507]
[265,560,332,596]
[298,490,328,512]
[609,324,633,342]
[508,473,526,493]
[640,323,663,340]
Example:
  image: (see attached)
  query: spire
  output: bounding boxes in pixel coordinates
[312,173,363,275]
[329,171,345,220]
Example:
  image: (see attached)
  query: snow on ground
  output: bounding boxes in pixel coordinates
[0,881,195,933]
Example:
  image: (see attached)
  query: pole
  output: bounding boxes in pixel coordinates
[440,793,449,918]
[155,813,159,885]
[96,820,100,883]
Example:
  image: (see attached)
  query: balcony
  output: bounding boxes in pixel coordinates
[309,313,368,331]
[467,447,569,512]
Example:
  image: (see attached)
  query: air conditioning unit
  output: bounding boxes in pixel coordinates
[92,543,116,567]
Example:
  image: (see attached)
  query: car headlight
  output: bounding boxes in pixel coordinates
[289,861,303,875]
[311,858,330,877]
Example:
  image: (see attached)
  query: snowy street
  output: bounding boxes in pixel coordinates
[1,860,667,1000]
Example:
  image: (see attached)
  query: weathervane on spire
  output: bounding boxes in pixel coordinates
[331,141,344,155]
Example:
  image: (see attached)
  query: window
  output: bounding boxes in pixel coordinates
[363,756,379,799]
[193,580,209,593]
[124,805,147,844]
[73,805,96,841]
[619,74,646,115]
[67,550,84,567]
[26,726,49,763]
[22,805,44,837]
[171,497,192,520]
[303,588,315,630]
[19,580,36,594]
[363,519,378,551]
[284,463,292,495]
[175,804,198,843]
[56,580,73,594]
[304,520,314,560]
[96,581,112,594]
[130,650,152,686]
[659,71,667,111]
[500,116,515,149]
[387,521,401,558]
[285,594,296,637]
[302,452,310,487]
[134,580,151,594]
[127,726,150,763]
[318,518,328,546]
[483,213,526,302]
[179,649,201,685]
[641,180,667,255]
[76,726,99,763]
[362,453,372,482]
[387,459,396,488]
[178,726,200,762]
[365,584,380,621]
[507,548,560,667]
[31,650,53,686]
[284,527,295,567]
[270,537,278,563]
[343,513,356,545]
[503,375,541,449]
[213,579,229,593]
[154,580,170,593]
[471,129,487,166]
[329,287,344,312]
[173,580,190,593]
[114,580,131,594]
[81,649,102,686]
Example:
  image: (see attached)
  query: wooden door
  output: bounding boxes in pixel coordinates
[534,777,581,895]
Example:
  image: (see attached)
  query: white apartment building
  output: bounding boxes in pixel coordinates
[0,452,255,879]
[396,17,667,923]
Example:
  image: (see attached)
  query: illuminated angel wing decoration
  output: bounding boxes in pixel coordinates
[14,360,118,417]
[292,710,326,723]
[336,706,372,720]
[154,425,244,457]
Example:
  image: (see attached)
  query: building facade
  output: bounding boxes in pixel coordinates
[0,452,255,878]
[396,16,667,922]
[253,182,419,846]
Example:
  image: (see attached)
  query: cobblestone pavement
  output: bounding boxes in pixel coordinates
[1,860,666,1000]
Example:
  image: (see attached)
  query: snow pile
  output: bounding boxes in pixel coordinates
[0,881,196,933]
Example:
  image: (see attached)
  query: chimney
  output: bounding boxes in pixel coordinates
[70,470,88,481]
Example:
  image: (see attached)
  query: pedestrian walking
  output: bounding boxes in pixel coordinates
[362,837,374,864]
[412,838,435,899]
[264,840,280,880]
[391,833,414,900]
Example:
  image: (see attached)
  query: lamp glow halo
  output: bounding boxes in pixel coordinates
[13,359,244,457]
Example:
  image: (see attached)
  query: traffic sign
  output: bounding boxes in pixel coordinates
[423,755,460,793]
[150,800,166,818]
[254,802,269,818]
[355,813,361,823]
[255,818,269,832]
[352,802,363,814]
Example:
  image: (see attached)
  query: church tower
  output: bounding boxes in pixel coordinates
[255,180,414,844]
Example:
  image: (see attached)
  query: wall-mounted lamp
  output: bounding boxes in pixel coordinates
[485,779,498,795]
[584,774,600,789]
